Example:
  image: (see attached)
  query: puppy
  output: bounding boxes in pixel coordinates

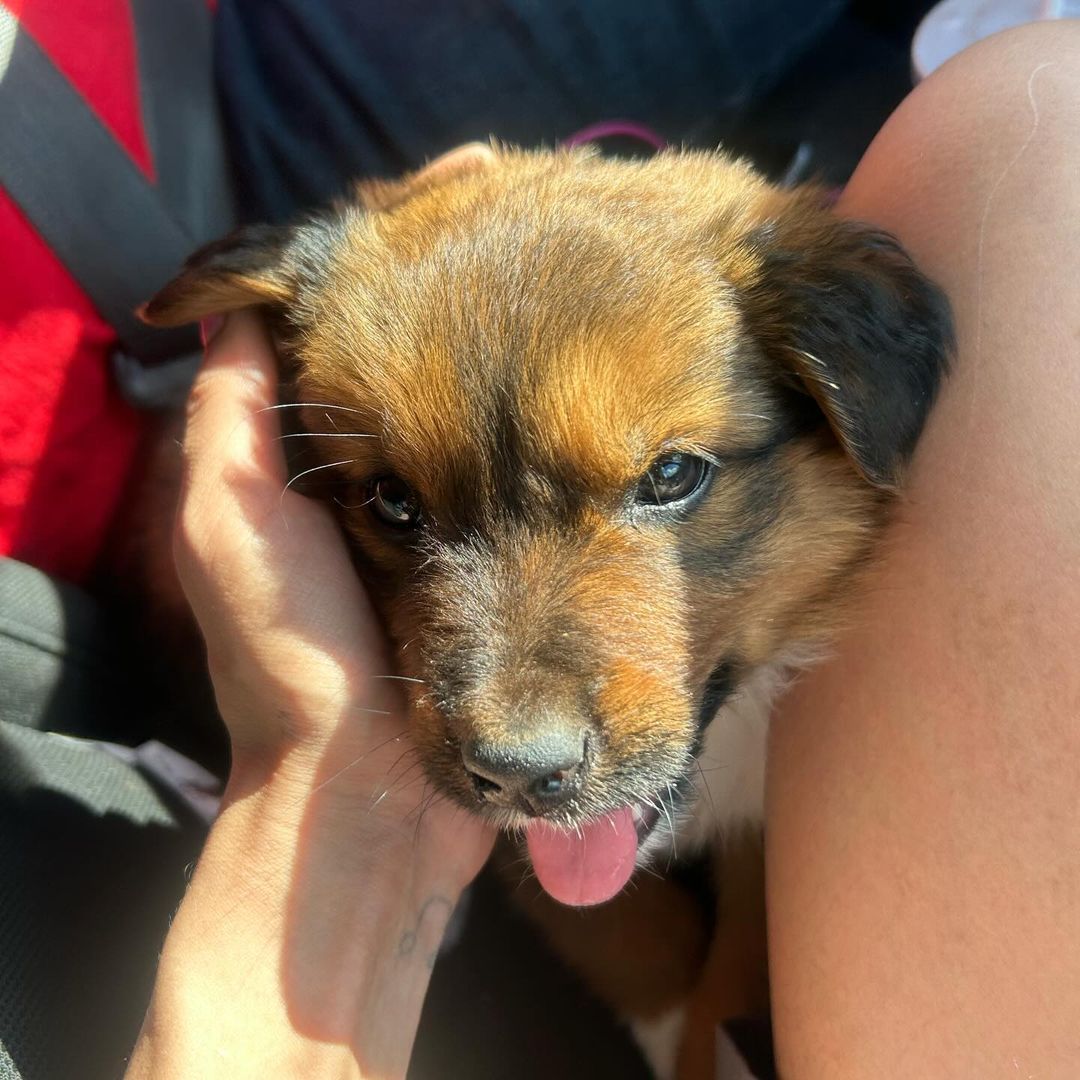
[142,144,952,1077]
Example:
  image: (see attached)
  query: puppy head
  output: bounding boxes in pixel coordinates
[145,146,951,903]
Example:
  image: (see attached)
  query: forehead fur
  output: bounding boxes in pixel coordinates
[295,150,782,509]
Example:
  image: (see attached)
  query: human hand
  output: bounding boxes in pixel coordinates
[129,312,493,1079]
[177,310,493,880]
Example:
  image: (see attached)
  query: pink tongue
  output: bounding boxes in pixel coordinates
[525,807,638,907]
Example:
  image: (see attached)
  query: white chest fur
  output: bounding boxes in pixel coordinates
[640,650,820,864]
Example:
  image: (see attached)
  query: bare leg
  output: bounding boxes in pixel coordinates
[767,22,1080,1079]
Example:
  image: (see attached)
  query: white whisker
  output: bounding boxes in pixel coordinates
[277,432,377,440]
[662,785,679,860]
[256,402,364,415]
[309,733,403,796]
[281,458,357,502]
[373,675,427,685]
[334,494,375,510]
[695,761,718,821]
[645,793,678,862]
[383,762,426,799]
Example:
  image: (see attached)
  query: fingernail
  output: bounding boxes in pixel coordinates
[200,314,225,348]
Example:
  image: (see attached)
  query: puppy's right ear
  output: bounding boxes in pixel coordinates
[730,196,953,490]
[357,141,498,212]
[140,223,306,328]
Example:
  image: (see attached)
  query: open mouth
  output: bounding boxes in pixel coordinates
[522,795,673,909]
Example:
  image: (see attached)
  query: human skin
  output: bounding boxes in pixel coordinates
[766,22,1080,1079]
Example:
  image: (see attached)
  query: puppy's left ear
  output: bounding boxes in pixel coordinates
[735,201,954,489]
[140,218,334,328]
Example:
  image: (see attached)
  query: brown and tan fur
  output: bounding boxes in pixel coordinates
[143,144,952,1077]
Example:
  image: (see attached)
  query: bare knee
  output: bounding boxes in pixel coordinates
[837,19,1080,445]
[885,18,1080,158]
[841,20,1080,246]
[933,16,1080,89]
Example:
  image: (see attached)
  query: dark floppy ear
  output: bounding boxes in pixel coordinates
[140,147,497,329]
[139,221,322,328]
[736,204,954,489]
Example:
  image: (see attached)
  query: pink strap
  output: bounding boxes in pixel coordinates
[561,121,667,152]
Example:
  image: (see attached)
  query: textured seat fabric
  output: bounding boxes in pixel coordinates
[0,561,206,1080]
[0,559,131,738]
[0,721,205,1080]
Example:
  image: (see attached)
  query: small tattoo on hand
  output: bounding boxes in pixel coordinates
[397,894,454,964]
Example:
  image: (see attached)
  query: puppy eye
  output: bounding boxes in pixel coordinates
[371,475,422,528]
[635,452,709,506]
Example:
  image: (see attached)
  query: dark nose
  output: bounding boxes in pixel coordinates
[462,728,588,810]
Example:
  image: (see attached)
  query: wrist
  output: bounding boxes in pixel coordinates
[225,719,491,891]
[130,751,470,1080]
[215,747,471,945]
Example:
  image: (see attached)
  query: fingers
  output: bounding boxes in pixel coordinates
[172,310,383,696]
[174,310,325,619]
[181,311,287,510]
[173,311,285,615]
